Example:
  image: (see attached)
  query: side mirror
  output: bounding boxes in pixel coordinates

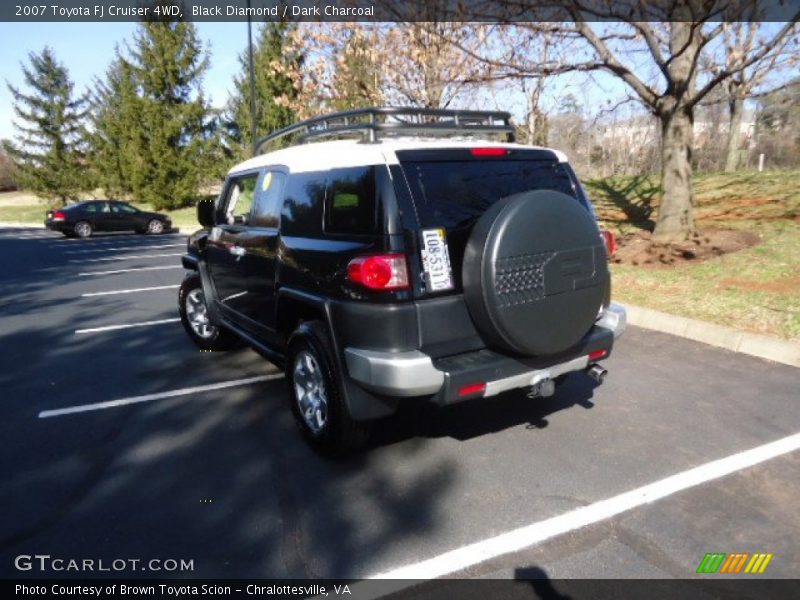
[197,200,215,227]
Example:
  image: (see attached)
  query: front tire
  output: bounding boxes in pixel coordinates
[288,321,371,456]
[178,274,239,351]
[74,221,92,238]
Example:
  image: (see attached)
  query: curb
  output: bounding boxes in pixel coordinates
[0,221,45,228]
[623,303,800,369]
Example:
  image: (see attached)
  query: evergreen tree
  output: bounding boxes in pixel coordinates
[0,144,17,191]
[4,47,89,206]
[87,57,140,199]
[227,22,303,158]
[126,19,217,210]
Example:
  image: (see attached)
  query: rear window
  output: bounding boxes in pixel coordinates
[401,159,580,229]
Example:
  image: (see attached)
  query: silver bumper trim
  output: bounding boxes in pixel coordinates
[597,302,627,339]
[344,348,445,397]
[483,355,590,399]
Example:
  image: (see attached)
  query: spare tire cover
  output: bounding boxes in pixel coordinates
[462,190,608,356]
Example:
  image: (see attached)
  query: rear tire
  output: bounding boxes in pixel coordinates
[74,221,92,238]
[178,274,239,351]
[146,219,164,234]
[287,321,371,456]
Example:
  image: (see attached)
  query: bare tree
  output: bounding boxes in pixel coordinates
[441,1,798,239]
[716,21,798,171]
[378,21,493,109]
[292,19,491,114]
[522,34,552,145]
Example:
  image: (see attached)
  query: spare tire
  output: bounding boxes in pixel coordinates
[463,190,607,356]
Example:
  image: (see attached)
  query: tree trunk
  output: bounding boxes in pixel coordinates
[655,106,695,240]
[724,95,744,172]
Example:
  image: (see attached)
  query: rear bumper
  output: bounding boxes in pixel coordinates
[344,303,626,402]
[44,220,69,232]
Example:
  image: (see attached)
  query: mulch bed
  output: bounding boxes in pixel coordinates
[612,229,760,267]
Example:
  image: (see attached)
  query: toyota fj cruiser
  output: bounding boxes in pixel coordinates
[178,107,626,454]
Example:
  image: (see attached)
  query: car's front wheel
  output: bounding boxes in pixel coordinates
[74,221,92,238]
[178,274,239,351]
[288,321,371,456]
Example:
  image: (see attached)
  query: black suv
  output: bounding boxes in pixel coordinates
[178,107,626,454]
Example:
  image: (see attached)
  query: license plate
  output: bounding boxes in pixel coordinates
[420,228,454,292]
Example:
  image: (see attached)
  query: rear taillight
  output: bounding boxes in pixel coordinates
[458,382,486,397]
[470,147,508,157]
[588,349,608,361]
[600,229,616,257]
[52,211,66,221]
[347,254,410,291]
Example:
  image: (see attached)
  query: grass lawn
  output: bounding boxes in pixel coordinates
[2,170,799,340]
[585,170,800,341]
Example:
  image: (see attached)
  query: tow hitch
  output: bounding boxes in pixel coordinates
[527,377,555,399]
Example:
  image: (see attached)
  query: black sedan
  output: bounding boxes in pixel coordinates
[44,200,172,238]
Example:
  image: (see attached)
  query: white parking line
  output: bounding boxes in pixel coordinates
[78,265,183,276]
[64,243,184,254]
[75,318,180,334]
[38,374,284,418]
[81,284,180,297]
[52,234,182,244]
[371,431,800,579]
[70,252,183,263]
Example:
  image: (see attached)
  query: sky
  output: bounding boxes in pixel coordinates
[0,21,245,141]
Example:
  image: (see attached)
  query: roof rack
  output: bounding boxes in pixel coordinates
[254,106,516,155]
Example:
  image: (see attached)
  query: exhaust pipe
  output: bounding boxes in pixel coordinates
[587,363,607,384]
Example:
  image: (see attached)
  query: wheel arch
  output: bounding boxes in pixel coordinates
[277,288,398,421]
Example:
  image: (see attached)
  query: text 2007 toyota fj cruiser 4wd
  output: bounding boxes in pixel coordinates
[178,107,626,454]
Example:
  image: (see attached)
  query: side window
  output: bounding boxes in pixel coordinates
[251,171,287,228]
[324,166,377,235]
[280,172,327,236]
[99,202,111,213]
[84,203,98,214]
[221,173,259,225]
[118,203,138,214]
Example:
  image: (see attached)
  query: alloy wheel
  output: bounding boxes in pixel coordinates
[293,350,329,434]
[185,288,216,339]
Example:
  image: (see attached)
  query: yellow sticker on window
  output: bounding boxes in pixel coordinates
[261,171,273,191]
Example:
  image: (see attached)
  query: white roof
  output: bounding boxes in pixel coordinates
[230,138,569,175]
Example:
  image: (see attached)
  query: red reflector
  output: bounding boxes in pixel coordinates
[347,254,409,291]
[470,147,508,157]
[589,349,607,361]
[600,229,616,257]
[458,382,486,397]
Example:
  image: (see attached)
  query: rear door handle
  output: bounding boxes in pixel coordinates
[229,246,246,257]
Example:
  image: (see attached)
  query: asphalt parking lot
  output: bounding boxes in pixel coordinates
[1,226,798,582]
